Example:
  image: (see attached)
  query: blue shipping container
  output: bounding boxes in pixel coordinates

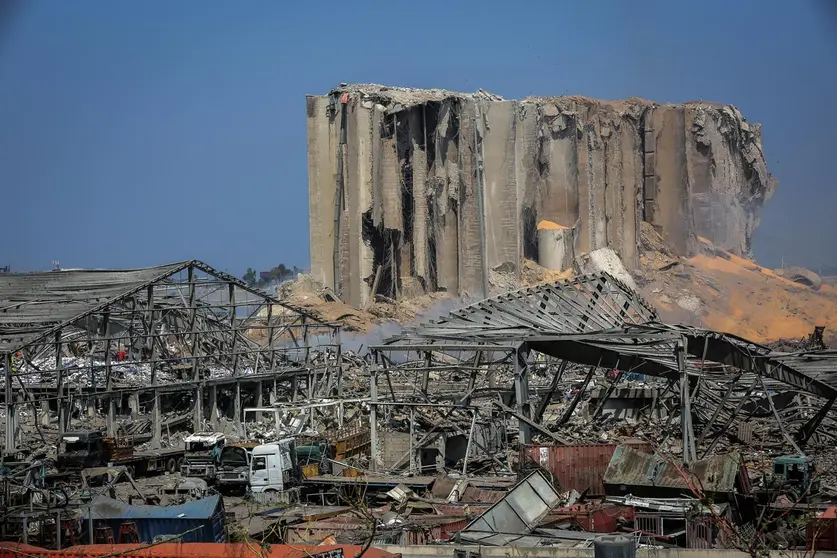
[88,494,225,544]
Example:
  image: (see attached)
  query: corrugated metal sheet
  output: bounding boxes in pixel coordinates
[88,495,225,544]
[602,446,742,499]
[430,477,507,503]
[287,515,470,545]
[523,440,652,496]
[0,543,399,558]
[460,470,560,542]
[90,495,222,521]
[0,264,186,353]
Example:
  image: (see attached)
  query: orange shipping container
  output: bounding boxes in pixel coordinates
[523,440,652,496]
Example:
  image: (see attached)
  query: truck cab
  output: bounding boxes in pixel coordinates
[249,438,300,493]
[181,432,225,480]
[770,455,819,499]
[57,430,105,470]
[216,442,257,489]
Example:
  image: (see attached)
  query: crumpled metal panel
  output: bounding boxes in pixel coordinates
[0,263,185,353]
[399,273,657,344]
[602,445,742,497]
[460,470,560,541]
[523,440,653,496]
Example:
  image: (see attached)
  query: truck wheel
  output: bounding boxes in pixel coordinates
[126,465,136,479]
[176,457,183,472]
[166,458,177,474]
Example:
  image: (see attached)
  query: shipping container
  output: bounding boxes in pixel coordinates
[808,506,837,551]
[0,543,399,558]
[522,440,652,496]
[542,504,634,533]
[86,494,225,544]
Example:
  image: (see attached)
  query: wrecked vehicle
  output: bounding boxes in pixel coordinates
[762,455,821,501]
[57,430,104,471]
[181,432,226,480]
[57,430,184,478]
[215,442,257,490]
[249,439,301,494]
[158,476,210,505]
[295,439,334,476]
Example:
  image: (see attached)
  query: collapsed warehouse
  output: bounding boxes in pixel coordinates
[0,260,344,452]
[2,263,837,552]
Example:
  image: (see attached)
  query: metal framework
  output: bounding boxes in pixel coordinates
[372,272,837,467]
[0,260,344,451]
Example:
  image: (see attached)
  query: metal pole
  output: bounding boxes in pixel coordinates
[56,330,65,436]
[229,283,239,377]
[761,364,802,455]
[4,352,13,451]
[462,410,477,475]
[335,327,343,396]
[513,347,531,444]
[147,285,157,385]
[234,381,242,429]
[303,317,310,365]
[102,312,115,437]
[409,408,415,475]
[370,366,378,473]
[678,337,695,464]
[152,389,161,449]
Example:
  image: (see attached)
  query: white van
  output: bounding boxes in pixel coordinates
[249,438,300,493]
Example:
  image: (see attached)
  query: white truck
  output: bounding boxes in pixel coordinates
[249,438,301,493]
[181,432,226,480]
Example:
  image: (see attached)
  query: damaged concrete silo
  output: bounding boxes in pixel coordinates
[306,84,776,308]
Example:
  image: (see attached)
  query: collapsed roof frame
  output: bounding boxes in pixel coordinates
[372,273,837,464]
[0,260,344,451]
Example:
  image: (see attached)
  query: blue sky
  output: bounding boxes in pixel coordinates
[1,0,835,275]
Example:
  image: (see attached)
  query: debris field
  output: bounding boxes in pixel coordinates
[2,84,837,557]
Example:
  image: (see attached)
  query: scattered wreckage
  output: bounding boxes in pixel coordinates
[2,267,837,551]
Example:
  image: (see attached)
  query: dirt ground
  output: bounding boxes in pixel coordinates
[278,229,837,345]
[634,223,837,343]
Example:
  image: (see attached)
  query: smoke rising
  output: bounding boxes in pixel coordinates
[338,296,469,355]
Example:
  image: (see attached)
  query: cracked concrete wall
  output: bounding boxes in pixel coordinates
[481,100,520,273]
[306,96,339,291]
[307,85,775,306]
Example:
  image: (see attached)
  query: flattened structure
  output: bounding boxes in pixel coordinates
[0,260,338,451]
[0,260,318,355]
[0,264,183,353]
[377,272,837,457]
[602,445,745,500]
[391,273,658,346]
